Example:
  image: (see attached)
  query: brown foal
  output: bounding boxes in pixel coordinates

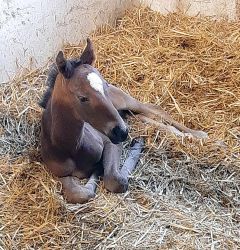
[40,39,207,203]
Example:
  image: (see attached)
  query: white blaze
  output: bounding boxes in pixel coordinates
[87,72,105,96]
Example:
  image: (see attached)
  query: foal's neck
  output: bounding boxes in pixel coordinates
[51,101,84,153]
[51,79,84,152]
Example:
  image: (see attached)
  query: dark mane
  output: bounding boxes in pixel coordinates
[38,64,58,109]
[39,59,82,109]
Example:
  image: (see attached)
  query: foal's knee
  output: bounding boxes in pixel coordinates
[103,174,128,193]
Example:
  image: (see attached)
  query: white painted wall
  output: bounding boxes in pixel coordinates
[0,0,239,83]
[0,0,136,83]
[144,0,237,19]
[179,0,237,19]
[142,0,179,14]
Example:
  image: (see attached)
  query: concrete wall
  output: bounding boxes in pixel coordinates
[0,0,239,83]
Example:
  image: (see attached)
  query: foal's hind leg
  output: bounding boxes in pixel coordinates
[102,138,144,193]
[120,138,144,177]
[107,84,207,139]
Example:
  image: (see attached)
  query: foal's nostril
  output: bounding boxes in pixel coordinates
[111,125,128,143]
[121,127,128,141]
[112,125,127,138]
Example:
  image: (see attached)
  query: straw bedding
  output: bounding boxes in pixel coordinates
[1,7,239,249]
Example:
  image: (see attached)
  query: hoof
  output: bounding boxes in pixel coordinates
[103,175,128,193]
[193,130,208,139]
[64,187,95,204]
[130,137,144,149]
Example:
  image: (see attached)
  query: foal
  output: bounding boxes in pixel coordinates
[40,39,207,203]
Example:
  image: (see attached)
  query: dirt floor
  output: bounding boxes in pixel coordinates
[0,7,239,250]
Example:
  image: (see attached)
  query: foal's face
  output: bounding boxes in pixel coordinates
[68,65,128,143]
[54,39,128,144]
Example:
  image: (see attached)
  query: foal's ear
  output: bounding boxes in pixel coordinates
[79,38,96,65]
[56,51,74,79]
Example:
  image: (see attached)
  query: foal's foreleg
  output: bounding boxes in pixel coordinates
[102,138,144,193]
[45,159,99,203]
[108,85,207,139]
[60,170,99,204]
[102,142,126,193]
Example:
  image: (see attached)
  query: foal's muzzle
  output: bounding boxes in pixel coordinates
[109,125,128,144]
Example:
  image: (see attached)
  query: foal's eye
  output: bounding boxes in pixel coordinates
[78,96,89,103]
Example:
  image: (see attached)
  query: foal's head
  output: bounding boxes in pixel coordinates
[52,39,128,144]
